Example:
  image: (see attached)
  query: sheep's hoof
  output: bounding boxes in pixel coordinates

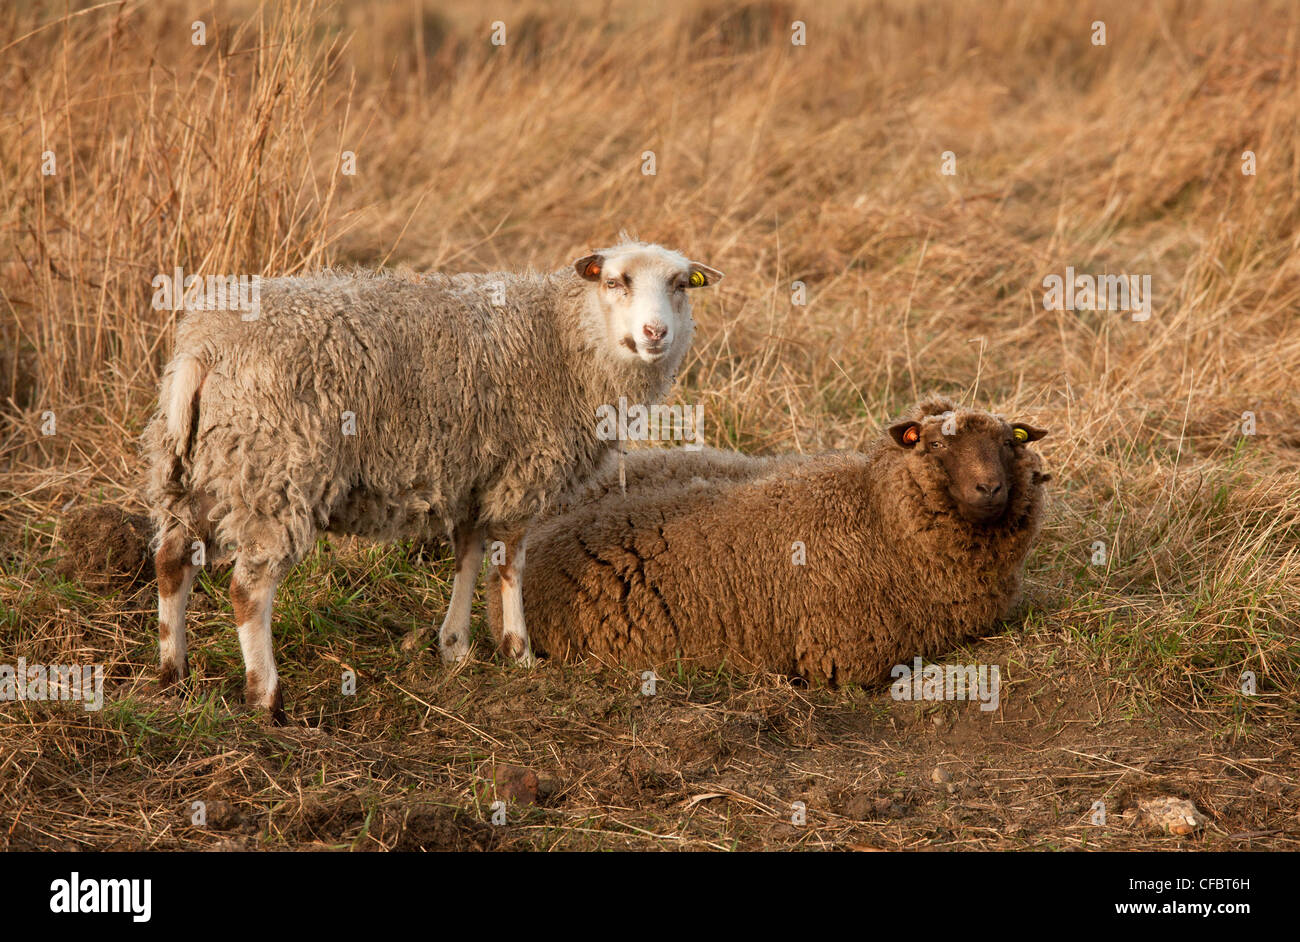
[245,679,287,726]
[499,634,535,667]
[157,660,187,689]
[438,635,471,665]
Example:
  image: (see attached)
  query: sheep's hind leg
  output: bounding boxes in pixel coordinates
[156,528,200,687]
[428,523,485,664]
[230,559,286,724]
[496,530,535,667]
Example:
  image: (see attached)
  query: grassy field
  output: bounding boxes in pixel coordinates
[1,0,1297,850]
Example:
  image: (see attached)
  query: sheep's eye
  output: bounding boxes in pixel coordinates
[929,440,943,449]
[604,278,620,289]
[1005,439,1015,448]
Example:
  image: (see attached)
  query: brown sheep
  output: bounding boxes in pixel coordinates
[486,395,1049,685]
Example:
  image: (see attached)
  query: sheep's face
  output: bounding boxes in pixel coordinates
[889,410,1047,524]
[574,242,722,365]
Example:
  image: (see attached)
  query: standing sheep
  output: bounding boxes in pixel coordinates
[143,240,723,720]
[487,396,1049,685]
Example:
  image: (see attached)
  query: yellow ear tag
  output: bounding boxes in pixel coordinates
[1014,427,1029,442]
[689,270,706,287]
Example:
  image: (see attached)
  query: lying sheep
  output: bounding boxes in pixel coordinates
[487,396,1049,685]
[143,240,723,720]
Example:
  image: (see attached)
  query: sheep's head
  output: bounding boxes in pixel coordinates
[574,241,722,366]
[888,399,1048,525]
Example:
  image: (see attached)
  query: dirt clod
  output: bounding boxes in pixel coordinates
[56,505,153,588]
[394,804,499,851]
[841,792,878,821]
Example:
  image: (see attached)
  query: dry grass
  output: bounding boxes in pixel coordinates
[0,0,1297,850]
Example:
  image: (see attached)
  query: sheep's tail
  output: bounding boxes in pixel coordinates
[144,351,207,550]
[160,353,204,459]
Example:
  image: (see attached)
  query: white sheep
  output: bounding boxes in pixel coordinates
[143,240,723,720]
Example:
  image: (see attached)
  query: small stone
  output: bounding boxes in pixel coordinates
[930,767,951,784]
[1137,797,1206,835]
[476,761,539,805]
[536,773,560,800]
[202,799,241,830]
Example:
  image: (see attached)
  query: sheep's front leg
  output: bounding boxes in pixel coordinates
[231,562,286,724]
[435,523,485,664]
[496,530,534,666]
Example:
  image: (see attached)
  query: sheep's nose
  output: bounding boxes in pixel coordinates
[643,322,668,342]
[975,481,1003,497]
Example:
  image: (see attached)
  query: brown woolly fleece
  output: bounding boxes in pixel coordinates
[487,396,1050,685]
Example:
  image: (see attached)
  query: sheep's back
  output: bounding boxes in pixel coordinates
[157,271,588,543]
[498,453,883,678]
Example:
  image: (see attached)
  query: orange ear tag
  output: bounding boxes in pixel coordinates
[903,426,920,445]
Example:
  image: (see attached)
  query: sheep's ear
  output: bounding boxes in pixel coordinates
[889,420,922,448]
[574,254,604,281]
[1011,422,1047,443]
[686,262,723,288]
